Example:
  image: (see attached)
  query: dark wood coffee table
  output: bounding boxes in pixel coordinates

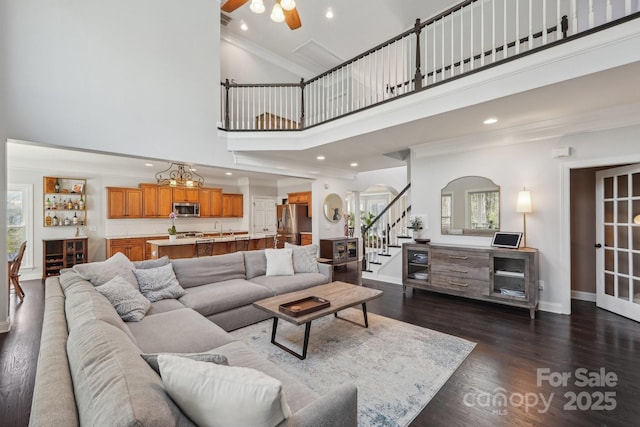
[253,281,383,359]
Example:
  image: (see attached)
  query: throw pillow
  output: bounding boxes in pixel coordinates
[158,355,290,427]
[265,248,294,277]
[133,263,187,302]
[95,275,151,322]
[141,352,228,375]
[284,242,319,273]
[74,252,138,289]
[133,256,170,270]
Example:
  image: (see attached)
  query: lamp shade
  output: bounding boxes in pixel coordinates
[516,190,532,213]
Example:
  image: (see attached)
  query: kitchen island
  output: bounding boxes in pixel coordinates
[147,233,275,259]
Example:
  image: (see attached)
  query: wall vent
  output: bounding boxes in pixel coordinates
[221,13,232,27]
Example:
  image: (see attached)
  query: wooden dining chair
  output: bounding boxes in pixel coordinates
[9,241,27,301]
[194,239,215,257]
[234,236,251,252]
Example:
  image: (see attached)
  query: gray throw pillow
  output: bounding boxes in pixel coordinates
[284,242,319,273]
[133,263,187,303]
[141,352,229,375]
[95,275,151,322]
[243,250,267,279]
[74,252,139,289]
[133,256,170,270]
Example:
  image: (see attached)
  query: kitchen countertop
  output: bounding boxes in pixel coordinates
[147,233,273,246]
[105,230,250,240]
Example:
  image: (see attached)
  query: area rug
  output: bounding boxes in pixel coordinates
[230,308,475,427]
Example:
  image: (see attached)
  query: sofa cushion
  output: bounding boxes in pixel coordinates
[141,352,229,374]
[133,256,170,270]
[134,263,187,302]
[158,354,290,427]
[265,249,294,276]
[73,252,138,289]
[126,307,237,354]
[244,250,267,279]
[179,279,274,317]
[66,319,194,427]
[215,341,318,414]
[147,298,186,316]
[284,243,319,273]
[171,252,246,288]
[249,273,330,295]
[95,275,151,322]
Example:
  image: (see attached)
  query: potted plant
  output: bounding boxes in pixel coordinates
[408,216,423,230]
[168,212,177,242]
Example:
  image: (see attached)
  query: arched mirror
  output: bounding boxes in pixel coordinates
[441,176,500,236]
[323,193,343,223]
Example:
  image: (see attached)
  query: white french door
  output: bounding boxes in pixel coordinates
[595,164,640,321]
[252,197,277,234]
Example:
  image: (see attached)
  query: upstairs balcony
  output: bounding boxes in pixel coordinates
[220,0,639,149]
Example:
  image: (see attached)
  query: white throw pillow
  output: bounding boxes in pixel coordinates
[133,263,186,302]
[95,275,151,322]
[265,248,294,276]
[158,354,290,427]
[284,242,319,273]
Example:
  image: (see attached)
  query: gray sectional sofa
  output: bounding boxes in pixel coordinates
[29,249,358,427]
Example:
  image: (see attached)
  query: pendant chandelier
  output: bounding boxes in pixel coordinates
[155,162,204,188]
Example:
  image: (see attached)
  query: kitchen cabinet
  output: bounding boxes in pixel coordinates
[288,191,312,217]
[222,193,243,217]
[300,233,313,246]
[107,187,143,218]
[107,238,146,262]
[199,187,223,217]
[140,184,173,217]
[172,187,199,203]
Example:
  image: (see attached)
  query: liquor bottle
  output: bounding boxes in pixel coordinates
[45,197,52,210]
[52,196,57,209]
[67,199,73,210]
[72,212,79,224]
[73,200,79,210]
[52,213,59,226]
[54,179,60,193]
[45,213,52,226]
[64,216,71,226]
[79,195,85,209]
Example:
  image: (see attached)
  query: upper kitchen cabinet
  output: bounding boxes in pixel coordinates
[222,193,243,218]
[107,187,143,218]
[172,187,199,203]
[288,191,312,217]
[140,184,173,217]
[199,187,223,217]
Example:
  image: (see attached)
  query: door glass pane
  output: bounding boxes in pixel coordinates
[605,273,615,296]
[604,201,614,223]
[618,276,629,301]
[633,173,640,197]
[633,253,640,276]
[605,225,614,248]
[634,200,640,223]
[618,226,629,249]
[605,249,614,272]
[604,177,614,199]
[618,175,629,197]
[618,250,629,275]
[617,201,628,223]
[633,279,640,304]
[634,227,640,250]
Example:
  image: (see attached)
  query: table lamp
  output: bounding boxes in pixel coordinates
[516,188,532,247]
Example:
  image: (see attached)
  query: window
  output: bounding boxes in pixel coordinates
[441,194,452,229]
[7,184,32,268]
[468,190,500,229]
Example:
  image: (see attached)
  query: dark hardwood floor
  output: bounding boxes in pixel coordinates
[2,268,640,426]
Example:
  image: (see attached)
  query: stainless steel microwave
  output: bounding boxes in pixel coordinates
[173,202,200,217]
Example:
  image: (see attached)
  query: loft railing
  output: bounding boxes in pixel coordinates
[220,0,640,131]
[361,183,412,272]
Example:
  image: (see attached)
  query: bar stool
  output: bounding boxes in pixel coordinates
[195,239,215,257]
[265,233,277,249]
[234,236,250,252]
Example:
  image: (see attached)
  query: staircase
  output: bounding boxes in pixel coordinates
[361,183,414,285]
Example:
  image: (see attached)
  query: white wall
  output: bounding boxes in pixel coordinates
[411,124,640,315]
[4,0,223,167]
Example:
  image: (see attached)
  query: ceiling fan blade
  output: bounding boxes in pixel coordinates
[221,0,249,13]
[283,6,302,30]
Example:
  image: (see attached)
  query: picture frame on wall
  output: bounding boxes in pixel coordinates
[72,183,84,194]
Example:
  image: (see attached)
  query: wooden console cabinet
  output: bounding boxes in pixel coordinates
[320,238,358,266]
[402,242,539,318]
[43,237,88,279]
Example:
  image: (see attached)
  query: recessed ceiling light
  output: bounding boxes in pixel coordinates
[240,22,248,31]
[350,162,358,167]
[225,172,233,176]
[316,155,325,160]
[144,163,153,167]
[483,117,498,125]
[325,8,334,19]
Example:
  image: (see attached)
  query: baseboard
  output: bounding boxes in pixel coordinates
[372,274,403,285]
[0,317,11,333]
[571,290,596,302]
[538,301,567,314]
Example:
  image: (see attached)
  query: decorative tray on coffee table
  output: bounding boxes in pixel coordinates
[279,297,330,317]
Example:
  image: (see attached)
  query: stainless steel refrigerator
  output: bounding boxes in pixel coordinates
[276,204,311,247]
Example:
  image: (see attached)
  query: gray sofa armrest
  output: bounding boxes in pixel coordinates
[284,383,357,427]
[317,262,333,282]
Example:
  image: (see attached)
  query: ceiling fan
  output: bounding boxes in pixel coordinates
[221,0,302,30]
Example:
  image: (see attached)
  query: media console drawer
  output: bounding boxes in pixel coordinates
[429,247,490,281]
[430,274,489,295]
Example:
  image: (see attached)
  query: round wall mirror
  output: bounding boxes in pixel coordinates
[323,193,343,223]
